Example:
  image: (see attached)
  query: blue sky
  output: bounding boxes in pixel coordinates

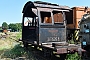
[0,0,90,26]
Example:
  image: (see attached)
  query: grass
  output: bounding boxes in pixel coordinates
[0,32,81,60]
[0,44,36,60]
[67,39,81,60]
[1,44,25,58]
[66,53,81,60]
[0,32,36,60]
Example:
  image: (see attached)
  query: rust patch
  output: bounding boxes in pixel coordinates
[57,48,67,54]
[48,30,58,33]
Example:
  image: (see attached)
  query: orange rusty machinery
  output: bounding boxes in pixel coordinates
[66,7,90,42]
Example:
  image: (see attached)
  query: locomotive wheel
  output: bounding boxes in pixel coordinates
[34,45,37,50]
[60,54,67,60]
[42,48,52,58]
[23,42,28,48]
[82,45,90,58]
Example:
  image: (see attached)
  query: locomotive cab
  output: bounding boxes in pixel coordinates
[22,1,71,46]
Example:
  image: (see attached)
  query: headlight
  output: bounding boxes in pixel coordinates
[85,29,89,33]
[82,41,86,45]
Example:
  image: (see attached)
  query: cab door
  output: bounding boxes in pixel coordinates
[22,7,38,44]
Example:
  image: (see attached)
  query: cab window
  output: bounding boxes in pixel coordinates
[53,11,64,24]
[24,17,36,26]
[40,11,52,23]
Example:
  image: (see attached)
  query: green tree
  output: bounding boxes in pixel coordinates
[9,23,22,32]
[16,23,22,32]
[0,27,2,30]
[9,23,17,32]
[2,22,8,30]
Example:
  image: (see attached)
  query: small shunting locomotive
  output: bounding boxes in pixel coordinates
[79,11,90,58]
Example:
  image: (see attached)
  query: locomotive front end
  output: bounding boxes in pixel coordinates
[79,12,90,58]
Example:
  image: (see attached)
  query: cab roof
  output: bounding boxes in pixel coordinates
[22,1,71,13]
